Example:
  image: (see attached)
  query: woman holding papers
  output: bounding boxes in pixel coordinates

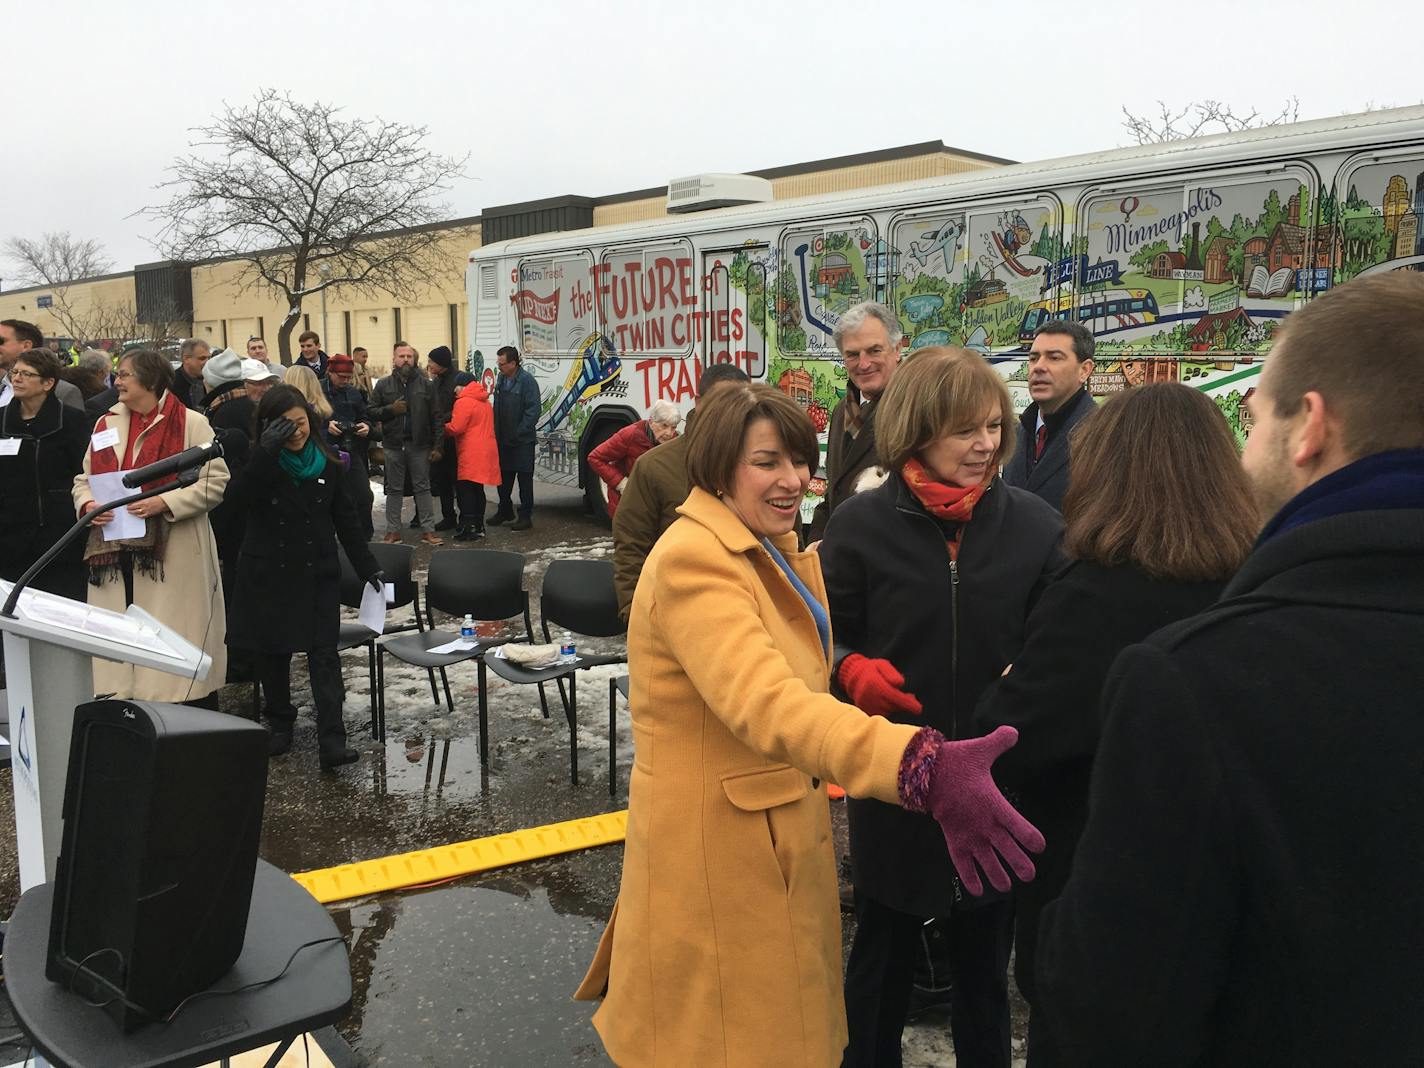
[73,348,229,705]
[0,347,91,602]
[225,384,380,770]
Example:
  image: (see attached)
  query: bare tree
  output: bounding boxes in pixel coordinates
[1121,98,1301,145]
[2,232,118,343]
[143,89,467,363]
[3,231,113,288]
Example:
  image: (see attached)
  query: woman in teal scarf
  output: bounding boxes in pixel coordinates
[226,384,382,770]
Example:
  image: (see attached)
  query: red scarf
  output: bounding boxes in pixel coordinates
[900,456,990,560]
[84,390,190,580]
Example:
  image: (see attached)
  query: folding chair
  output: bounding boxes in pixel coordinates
[379,550,544,736]
[608,674,629,797]
[335,550,380,737]
[481,559,627,785]
[355,541,427,742]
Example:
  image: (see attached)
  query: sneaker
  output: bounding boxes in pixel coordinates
[454,524,486,542]
[382,531,402,544]
[487,511,515,526]
[435,516,458,531]
[510,516,532,531]
[420,531,444,546]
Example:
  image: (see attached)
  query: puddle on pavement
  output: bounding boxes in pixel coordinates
[332,871,614,1066]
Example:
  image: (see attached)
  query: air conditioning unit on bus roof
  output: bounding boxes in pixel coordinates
[666,173,773,214]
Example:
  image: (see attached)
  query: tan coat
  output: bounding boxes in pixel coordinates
[576,487,920,1067]
[72,397,229,701]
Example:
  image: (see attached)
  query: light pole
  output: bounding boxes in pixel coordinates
[318,262,332,347]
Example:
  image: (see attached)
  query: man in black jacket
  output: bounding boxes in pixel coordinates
[1036,271,1424,1065]
[324,354,374,540]
[807,301,903,543]
[1002,321,1096,511]
[368,341,443,545]
[171,338,211,409]
[425,346,460,531]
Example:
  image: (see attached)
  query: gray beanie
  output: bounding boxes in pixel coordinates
[203,348,244,388]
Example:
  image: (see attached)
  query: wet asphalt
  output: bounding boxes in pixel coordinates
[0,480,1027,1066]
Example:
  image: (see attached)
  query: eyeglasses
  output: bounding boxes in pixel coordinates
[8,369,43,381]
[114,370,138,380]
[843,344,889,365]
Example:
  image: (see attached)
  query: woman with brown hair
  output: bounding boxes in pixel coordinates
[73,348,230,704]
[575,381,1044,1067]
[975,381,1258,1066]
[819,346,1065,1068]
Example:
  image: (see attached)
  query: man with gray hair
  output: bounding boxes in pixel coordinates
[807,301,904,542]
[172,337,212,410]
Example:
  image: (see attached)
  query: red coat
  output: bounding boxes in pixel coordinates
[588,420,661,516]
[443,383,501,486]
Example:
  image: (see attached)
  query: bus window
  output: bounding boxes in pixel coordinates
[515,251,593,355]
[779,219,878,355]
[598,242,695,360]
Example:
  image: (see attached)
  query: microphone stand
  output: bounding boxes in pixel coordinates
[0,467,200,620]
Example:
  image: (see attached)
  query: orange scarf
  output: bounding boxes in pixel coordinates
[900,456,990,560]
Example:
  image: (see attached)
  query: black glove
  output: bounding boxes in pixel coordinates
[366,570,385,594]
[259,416,296,453]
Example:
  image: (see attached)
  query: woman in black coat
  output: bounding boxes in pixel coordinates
[975,382,1259,1066]
[821,347,1063,1068]
[0,348,92,602]
[226,384,381,771]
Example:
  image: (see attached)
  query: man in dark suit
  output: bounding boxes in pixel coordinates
[807,301,904,543]
[1002,321,1096,511]
[1036,271,1424,1064]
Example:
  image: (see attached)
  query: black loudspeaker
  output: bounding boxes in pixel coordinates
[45,700,269,1031]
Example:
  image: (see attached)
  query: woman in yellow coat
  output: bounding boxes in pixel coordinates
[576,383,1044,1067]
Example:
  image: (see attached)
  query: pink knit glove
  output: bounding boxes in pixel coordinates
[900,725,1045,896]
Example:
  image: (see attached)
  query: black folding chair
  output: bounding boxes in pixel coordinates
[353,541,428,742]
[335,550,380,737]
[482,559,627,785]
[608,674,629,797]
[379,550,545,735]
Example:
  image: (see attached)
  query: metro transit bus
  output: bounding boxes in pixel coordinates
[465,106,1424,521]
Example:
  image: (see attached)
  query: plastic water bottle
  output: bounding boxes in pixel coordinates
[560,632,577,664]
[461,614,475,640]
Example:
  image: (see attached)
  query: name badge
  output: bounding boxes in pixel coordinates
[0,439,20,457]
[91,427,120,451]
[317,478,326,485]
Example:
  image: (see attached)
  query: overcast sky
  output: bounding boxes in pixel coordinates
[3,0,1417,283]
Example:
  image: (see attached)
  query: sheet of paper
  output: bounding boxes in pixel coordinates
[0,439,20,457]
[358,582,387,636]
[88,471,146,542]
[427,637,478,655]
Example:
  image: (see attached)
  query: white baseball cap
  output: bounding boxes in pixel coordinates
[241,357,281,383]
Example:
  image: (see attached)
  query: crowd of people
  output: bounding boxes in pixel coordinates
[2,268,1422,1064]
[583,273,1424,1066]
[0,324,557,766]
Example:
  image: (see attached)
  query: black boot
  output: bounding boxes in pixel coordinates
[487,510,515,526]
[310,649,357,771]
[435,515,458,532]
[268,728,292,757]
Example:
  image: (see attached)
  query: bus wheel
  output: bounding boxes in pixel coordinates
[581,419,626,528]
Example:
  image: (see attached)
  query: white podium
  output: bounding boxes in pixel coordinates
[0,580,211,891]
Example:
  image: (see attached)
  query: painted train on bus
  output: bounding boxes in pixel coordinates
[465,106,1424,520]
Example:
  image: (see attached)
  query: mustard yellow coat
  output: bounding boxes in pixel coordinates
[576,488,920,1067]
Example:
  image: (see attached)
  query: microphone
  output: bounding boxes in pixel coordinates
[121,433,229,488]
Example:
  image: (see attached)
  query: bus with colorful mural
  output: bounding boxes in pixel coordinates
[464,106,1424,521]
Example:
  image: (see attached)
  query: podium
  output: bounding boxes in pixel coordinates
[0,580,211,891]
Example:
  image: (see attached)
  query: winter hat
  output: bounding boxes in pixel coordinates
[203,348,243,388]
[453,370,476,388]
[241,357,280,383]
[327,353,355,374]
[427,346,453,369]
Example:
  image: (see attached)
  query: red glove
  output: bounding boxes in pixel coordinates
[837,653,923,718]
[924,726,1044,895]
